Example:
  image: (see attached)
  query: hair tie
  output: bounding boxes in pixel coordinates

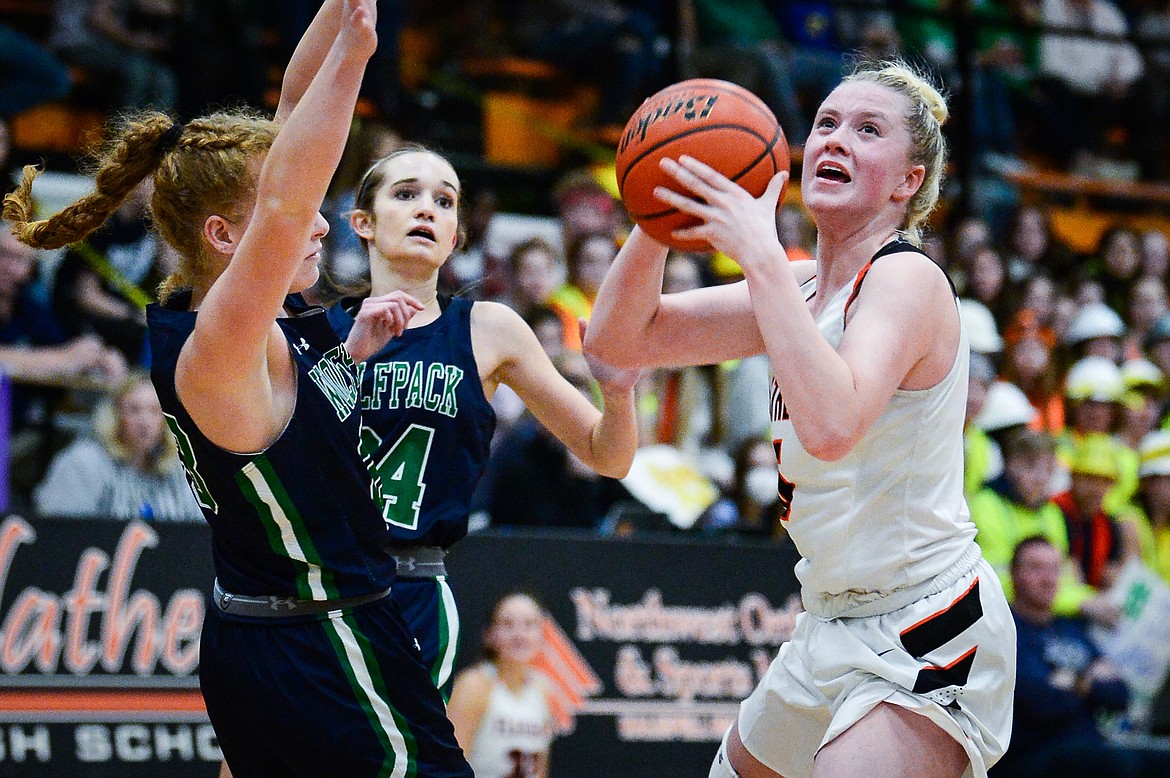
[158,123,184,153]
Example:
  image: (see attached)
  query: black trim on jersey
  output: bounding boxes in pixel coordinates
[912,646,978,695]
[843,239,956,326]
[899,578,983,658]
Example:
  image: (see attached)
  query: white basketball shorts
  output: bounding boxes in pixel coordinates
[736,558,1015,778]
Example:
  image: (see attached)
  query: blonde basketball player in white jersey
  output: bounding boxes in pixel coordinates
[448,592,555,778]
[585,59,1015,778]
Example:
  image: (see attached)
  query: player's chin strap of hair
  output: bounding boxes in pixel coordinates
[157,122,184,153]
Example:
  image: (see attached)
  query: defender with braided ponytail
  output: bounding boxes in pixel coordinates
[585,59,1015,778]
[6,2,471,776]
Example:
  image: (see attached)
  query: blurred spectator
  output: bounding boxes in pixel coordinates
[443,188,506,300]
[500,0,668,127]
[994,535,1166,778]
[699,436,787,538]
[506,237,566,319]
[966,351,1003,496]
[472,351,630,529]
[1003,205,1077,285]
[50,0,180,111]
[1134,430,1170,584]
[971,0,1040,159]
[1118,358,1165,451]
[964,244,1013,325]
[1002,308,1065,433]
[315,119,403,304]
[776,203,815,261]
[1138,228,1170,281]
[1019,273,1062,333]
[1033,0,1143,170]
[1125,277,1169,361]
[1060,356,1139,512]
[0,221,126,428]
[552,169,624,260]
[1086,226,1143,318]
[448,592,556,778]
[33,371,202,522]
[640,253,722,454]
[523,305,567,360]
[0,23,72,118]
[974,378,1042,491]
[678,0,842,143]
[969,428,1065,583]
[1053,433,1136,589]
[51,181,172,366]
[1063,301,1126,363]
[548,232,617,351]
[1143,313,1170,396]
[960,298,1005,359]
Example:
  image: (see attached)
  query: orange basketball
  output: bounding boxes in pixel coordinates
[615,79,789,252]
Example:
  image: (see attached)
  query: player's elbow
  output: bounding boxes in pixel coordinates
[582,331,638,371]
[798,426,857,462]
[595,455,634,480]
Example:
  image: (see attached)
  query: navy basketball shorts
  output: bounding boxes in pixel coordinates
[392,576,461,699]
[200,595,471,778]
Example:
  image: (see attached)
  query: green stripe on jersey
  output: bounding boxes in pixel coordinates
[237,455,339,601]
[322,611,418,778]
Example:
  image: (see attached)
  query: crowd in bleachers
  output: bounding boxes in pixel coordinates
[4,0,1170,771]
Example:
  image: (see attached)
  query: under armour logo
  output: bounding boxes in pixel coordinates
[413,638,421,652]
[292,338,311,354]
[267,596,298,611]
[397,557,417,573]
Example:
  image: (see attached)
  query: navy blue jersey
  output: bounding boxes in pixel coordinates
[148,292,397,598]
[329,296,496,549]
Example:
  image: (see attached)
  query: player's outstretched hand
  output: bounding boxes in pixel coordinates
[338,0,378,62]
[345,291,425,363]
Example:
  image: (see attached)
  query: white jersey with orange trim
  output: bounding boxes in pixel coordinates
[467,664,553,778]
[769,241,979,609]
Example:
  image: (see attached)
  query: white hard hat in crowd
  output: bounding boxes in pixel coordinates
[1121,358,1165,392]
[1138,429,1170,477]
[1064,355,1125,401]
[1063,302,1125,346]
[975,380,1038,432]
[959,298,1003,354]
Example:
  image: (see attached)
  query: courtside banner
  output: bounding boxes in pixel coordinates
[0,515,218,776]
[449,528,802,778]
[0,519,800,777]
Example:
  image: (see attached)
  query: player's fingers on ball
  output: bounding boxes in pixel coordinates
[763,172,788,203]
[671,224,708,242]
[653,186,705,215]
[677,155,727,187]
[660,157,707,192]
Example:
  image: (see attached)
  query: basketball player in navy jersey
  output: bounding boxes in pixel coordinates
[585,60,1015,778]
[327,144,640,698]
[4,2,472,775]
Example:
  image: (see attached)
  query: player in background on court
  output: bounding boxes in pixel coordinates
[326,143,639,697]
[585,59,1015,778]
[447,592,556,778]
[3,2,472,775]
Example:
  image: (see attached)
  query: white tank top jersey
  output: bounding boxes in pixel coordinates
[467,664,553,778]
[770,248,979,606]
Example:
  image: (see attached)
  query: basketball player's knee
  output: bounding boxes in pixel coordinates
[709,727,742,778]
